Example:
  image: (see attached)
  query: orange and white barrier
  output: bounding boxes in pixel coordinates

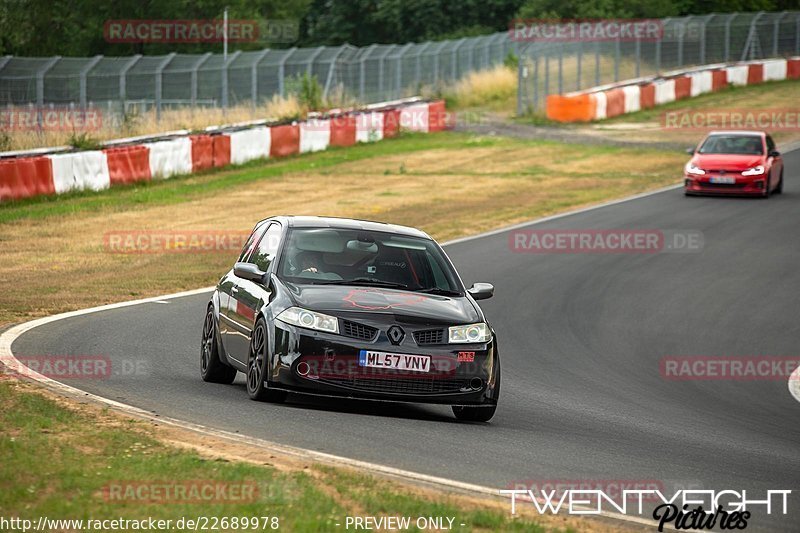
[547,57,800,123]
[356,112,384,143]
[48,151,110,193]
[229,127,270,164]
[0,99,448,202]
[299,118,331,153]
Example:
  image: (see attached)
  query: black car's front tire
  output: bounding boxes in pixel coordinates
[247,317,288,403]
[201,307,238,384]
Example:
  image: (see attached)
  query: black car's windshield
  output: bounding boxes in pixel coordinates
[278,227,462,294]
[698,135,764,155]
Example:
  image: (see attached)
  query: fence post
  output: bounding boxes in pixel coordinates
[635,36,641,78]
[377,45,395,101]
[594,41,600,85]
[558,46,563,94]
[191,53,212,110]
[452,38,467,80]
[359,44,376,101]
[544,52,550,101]
[796,15,800,54]
[576,41,582,90]
[252,49,270,112]
[221,50,240,112]
[774,11,789,56]
[741,12,765,61]
[656,19,664,73]
[678,17,687,68]
[278,47,297,98]
[699,14,714,64]
[415,42,432,89]
[119,55,141,117]
[395,43,412,99]
[36,56,60,129]
[79,55,102,110]
[614,38,620,81]
[323,45,348,101]
[306,46,325,77]
[533,56,539,113]
[516,45,524,116]
[724,13,736,61]
[155,53,176,122]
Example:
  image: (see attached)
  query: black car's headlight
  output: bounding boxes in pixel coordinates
[449,322,491,343]
[276,307,339,334]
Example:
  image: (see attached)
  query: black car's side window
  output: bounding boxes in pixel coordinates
[239,222,268,263]
[250,224,282,272]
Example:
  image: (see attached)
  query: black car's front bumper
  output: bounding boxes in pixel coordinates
[268,321,499,406]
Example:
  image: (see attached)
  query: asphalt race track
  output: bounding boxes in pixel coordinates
[13,149,800,531]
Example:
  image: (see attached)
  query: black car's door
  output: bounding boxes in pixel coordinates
[225,222,283,364]
[219,221,268,359]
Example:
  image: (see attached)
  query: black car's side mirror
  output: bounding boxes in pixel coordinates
[685,147,695,155]
[233,262,266,283]
[769,150,780,157]
[468,282,494,300]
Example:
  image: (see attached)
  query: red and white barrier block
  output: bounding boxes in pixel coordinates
[547,57,800,123]
[1,99,448,202]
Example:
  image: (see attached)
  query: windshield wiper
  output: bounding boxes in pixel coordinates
[315,278,409,289]
[415,287,461,296]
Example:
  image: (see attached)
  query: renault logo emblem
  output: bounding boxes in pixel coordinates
[387,325,405,345]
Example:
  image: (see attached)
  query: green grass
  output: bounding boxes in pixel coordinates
[0,382,553,532]
[0,133,499,224]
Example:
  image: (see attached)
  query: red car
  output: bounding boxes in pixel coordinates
[684,131,784,197]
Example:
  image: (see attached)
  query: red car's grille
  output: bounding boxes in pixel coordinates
[702,182,747,189]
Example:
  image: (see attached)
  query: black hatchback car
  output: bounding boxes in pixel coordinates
[201,216,500,422]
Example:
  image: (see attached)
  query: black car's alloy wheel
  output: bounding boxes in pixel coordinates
[200,307,237,384]
[247,318,287,402]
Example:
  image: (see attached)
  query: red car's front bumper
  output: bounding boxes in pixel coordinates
[684,175,768,196]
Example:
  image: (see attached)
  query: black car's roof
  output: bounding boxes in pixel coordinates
[262,216,431,240]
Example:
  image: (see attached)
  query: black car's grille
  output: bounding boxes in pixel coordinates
[413,329,445,345]
[319,376,473,395]
[341,320,378,341]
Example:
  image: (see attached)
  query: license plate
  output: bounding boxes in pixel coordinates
[710,176,736,184]
[358,350,430,372]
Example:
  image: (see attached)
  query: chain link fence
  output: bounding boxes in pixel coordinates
[517,11,800,115]
[0,33,512,124]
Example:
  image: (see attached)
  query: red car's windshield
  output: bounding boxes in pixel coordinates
[698,135,763,155]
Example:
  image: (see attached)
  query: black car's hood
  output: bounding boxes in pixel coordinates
[284,282,481,325]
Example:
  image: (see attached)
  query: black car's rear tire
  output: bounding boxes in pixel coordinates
[247,317,287,403]
[201,307,237,384]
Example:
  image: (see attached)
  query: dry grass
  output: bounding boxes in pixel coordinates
[0,135,684,324]
[1,95,304,152]
[444,64,518,110]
